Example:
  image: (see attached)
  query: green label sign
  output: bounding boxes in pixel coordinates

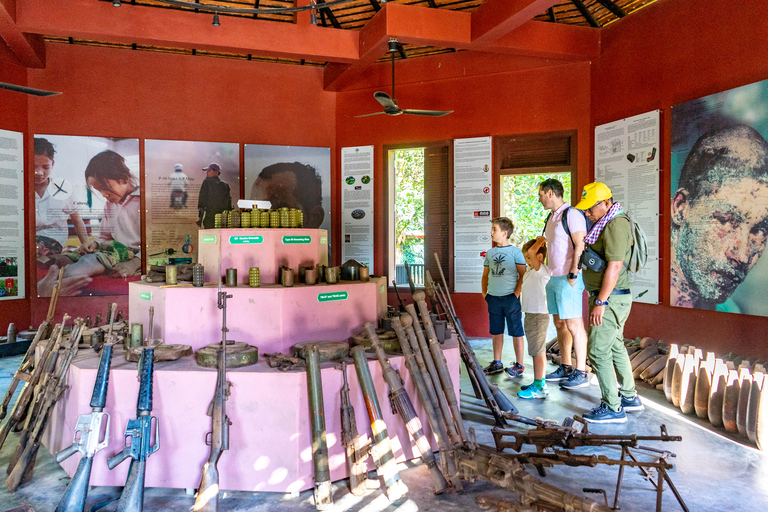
[201,235,217,244]
[320,236,327,245]
[283,235,312,244]
[139,291,152,301]
[380,285,386,295]
[318,291,349,302]
[229,235,263,244]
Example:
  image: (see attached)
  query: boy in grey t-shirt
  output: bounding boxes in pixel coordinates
[482,217,527,377]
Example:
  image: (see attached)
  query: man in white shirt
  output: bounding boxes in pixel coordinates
[168,163,189,208]
[538,179,590,390]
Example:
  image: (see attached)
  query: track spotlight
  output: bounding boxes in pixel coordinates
[212,12,220,26]
[113,0,121,6]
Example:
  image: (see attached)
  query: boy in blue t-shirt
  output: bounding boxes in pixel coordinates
[482,217,527,377]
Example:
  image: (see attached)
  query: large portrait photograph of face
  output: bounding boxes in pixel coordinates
[34,135,141,297]
[671,79,768,316]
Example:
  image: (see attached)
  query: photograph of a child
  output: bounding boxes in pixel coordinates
[34,135,141,297]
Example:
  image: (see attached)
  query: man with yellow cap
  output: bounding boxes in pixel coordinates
[574,182,643,423]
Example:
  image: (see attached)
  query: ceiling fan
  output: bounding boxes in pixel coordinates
[0,82,61,97]
[354,39,453,118]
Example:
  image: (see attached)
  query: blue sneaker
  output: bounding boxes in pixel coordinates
[483,360,504,375]
[620,393,644,412]
[504,362,525,378]
[545,364,573,382]
[559,369,589,389]
[518,382,548,399]
[583,402,627,423]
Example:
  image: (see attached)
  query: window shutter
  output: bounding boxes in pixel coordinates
[424,144,451,291]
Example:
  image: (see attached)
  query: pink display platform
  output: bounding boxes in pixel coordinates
[43,340,461,493]
[196,228,329,285]
[128,278,388,353]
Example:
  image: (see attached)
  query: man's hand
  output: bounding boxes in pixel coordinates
[111,258,142,278]
[38,265,91,297]
[590,304,605,326]
[568,277,576,287]
[78,241,98,255]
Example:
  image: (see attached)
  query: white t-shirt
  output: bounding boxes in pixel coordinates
[168,171,189,191]
[544,202,587,276]
[520,263,552,314]
[35,180,78,246]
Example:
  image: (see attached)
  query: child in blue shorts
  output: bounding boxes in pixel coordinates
[482,217,526,377]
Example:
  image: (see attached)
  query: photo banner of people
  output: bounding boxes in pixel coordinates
[34,135,141,297]
[671,78,768,317]
[145,140,239,267]
[244,144,332,254]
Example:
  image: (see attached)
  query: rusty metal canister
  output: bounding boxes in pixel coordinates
[325,266,339,285]
[316,265,326,283]
[282,267,295,287]
[305,268,317,285]
[130,323,144,349]
[249,267,260,287]
[298,266,308,284]
[6,323,17,344]
[192,264,205,287]
[225,267,238,287]
[360,266,370,282]
[165,264,178,285]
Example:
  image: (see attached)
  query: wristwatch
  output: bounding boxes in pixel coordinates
[567,272,578,280]
[595,298,609,306]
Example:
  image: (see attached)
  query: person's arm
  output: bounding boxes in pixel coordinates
[590,260,622,327]
[70,212,88,245]
[481,266,490,298]
[514,264,525,297]
[527,236,547,271]
[569,230,586,286]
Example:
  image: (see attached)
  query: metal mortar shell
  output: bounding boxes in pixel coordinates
[6,323,17,344]
[214,213,221,229]
[241,210,251,228]
[192,264,205,287]
[282,267,295,287]
[130,323,143,349]
[249,267,260,287]
[165,264,178,285]
[269,210,280,228]
[225,267,238,287]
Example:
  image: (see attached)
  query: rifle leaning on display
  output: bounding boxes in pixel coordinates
[193,280,232,512]
[107,343,160,512]
[339,361,369,497]
[0,267,65,422]
[6,318,83,492]
[54,304,118,512]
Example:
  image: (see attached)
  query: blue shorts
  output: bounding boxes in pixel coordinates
[546,274,585,319]
[485,293,524,337]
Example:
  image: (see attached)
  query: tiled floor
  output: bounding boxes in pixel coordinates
[1,335,767,512]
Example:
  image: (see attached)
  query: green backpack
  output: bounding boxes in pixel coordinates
[619,213,649,273]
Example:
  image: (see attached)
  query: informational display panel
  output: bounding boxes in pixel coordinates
[145,140,239,267]
[245,144,332,261]
[340,145,374,271]
[595,110,660,304]
[0,129,25,300]
[671,78,768,317]
[34,135,140,297]
[453,137,492,293]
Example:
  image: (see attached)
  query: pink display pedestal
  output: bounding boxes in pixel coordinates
[196,228,329,285]
[43,340,461,493]
[128,279,388,353]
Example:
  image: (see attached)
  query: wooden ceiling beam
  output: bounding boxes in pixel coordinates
[470,0,561,46]
[571,0,600,28]
[0,0,45,67]
[595,0,626,18]
[16,0,360,63]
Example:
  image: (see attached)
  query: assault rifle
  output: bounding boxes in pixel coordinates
[54,304,118,512]
[339,362,368,497]
[193,276,232,512]
[107,343,159,512]
[6,318,83,491]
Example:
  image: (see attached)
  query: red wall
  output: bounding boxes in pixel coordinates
[592,0,768,357]
[336,56,593,336]
[0,61,31,330]
[15,43,336,327]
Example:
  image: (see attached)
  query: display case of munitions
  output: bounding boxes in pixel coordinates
[42,227,461,493]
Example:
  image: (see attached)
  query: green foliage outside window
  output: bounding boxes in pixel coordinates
[394,148,425,264]
[501,173,572,248]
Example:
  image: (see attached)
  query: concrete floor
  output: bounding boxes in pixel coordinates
[1,336,767,512]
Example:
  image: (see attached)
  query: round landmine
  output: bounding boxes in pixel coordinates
[126,344,193,362]
[350,332,401,353]
[291,340,349,362]
[196,342,259,368]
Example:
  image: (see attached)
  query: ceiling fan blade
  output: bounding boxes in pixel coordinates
[374,91,398,109]
[351,111,388,118]
[0,82,62,97]
[402,109,454,117]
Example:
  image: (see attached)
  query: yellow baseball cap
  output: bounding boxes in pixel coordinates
[574,182,612,210]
